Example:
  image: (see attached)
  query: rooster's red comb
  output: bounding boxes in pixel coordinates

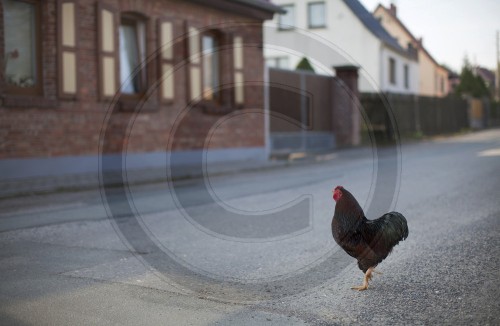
[334,186,343,190]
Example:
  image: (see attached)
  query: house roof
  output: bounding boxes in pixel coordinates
[186,0,285,20]
[473,66,496,85]
[342,0,415,59]
[374,4,444,68]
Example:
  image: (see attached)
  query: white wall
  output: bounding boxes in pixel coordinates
[381,46,419,94]
[264,0,417,93]
[325,0,382,92]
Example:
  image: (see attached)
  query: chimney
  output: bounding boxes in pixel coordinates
[389,3,397,16]
[417,37,423,47]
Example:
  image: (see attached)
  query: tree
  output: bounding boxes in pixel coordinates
[455,57,490,98]
[296,57,315,73]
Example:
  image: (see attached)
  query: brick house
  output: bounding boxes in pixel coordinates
[0,0,281,179]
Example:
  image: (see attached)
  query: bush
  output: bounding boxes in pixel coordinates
[296,57,315,73]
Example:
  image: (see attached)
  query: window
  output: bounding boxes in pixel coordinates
[3,0,41,95]
[404,64,409,89]
[266,57,289,69]
[186,26,244,112]
[201,33,220,101]
[389,57,396,85]
[97,7,154,105]
[119,15,146,95]
[278,4,295,30]
[308,2,326,28]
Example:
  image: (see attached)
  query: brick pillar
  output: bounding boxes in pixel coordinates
[332,65,361,147]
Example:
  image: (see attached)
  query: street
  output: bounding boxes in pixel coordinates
[1,129,499,325]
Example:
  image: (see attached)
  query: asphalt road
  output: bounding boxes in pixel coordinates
[1,129,499,325]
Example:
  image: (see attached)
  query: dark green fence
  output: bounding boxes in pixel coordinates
[360,93,471,140]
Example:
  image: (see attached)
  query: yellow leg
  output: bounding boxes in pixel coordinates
[351,267,373,291]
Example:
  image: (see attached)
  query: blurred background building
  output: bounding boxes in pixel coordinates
[264,0,419,94]
[373,3,449,97]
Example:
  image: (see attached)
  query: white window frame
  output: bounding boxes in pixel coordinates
[266,56,290,69]
[278,4,295,30]
[308,2,326,29]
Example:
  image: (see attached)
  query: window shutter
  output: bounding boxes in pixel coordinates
[97,3,118,100]
[233,35,244,106]
[158,18,175,102]
[185,22,202,102]
[58,0,78,98]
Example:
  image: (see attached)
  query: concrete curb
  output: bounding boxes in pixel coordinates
[0,153,333,199]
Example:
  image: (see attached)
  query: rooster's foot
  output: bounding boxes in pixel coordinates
[351,284,368,291]
[351,267,374,291]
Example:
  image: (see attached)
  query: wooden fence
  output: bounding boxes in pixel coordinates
[359,93,498,141]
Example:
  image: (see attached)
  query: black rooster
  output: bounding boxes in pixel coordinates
[331,186,408,291]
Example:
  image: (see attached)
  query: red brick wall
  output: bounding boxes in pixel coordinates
[0,0,266,159]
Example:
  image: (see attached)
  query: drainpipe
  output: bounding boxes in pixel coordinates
[264,65,271,160]
[300,72,307,151]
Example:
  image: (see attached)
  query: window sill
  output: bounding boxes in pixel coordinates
[118,96,158,112]
[1,94,58,109]
[308,25,327,30]
[198,101,241,115]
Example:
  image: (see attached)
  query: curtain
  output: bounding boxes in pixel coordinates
[119,24,140,93]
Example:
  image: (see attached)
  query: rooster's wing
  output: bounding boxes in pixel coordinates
[359,212,408,268]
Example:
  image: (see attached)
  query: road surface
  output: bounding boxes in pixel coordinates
[1,129,499,325]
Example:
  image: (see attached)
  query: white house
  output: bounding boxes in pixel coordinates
[264,0,419,94]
